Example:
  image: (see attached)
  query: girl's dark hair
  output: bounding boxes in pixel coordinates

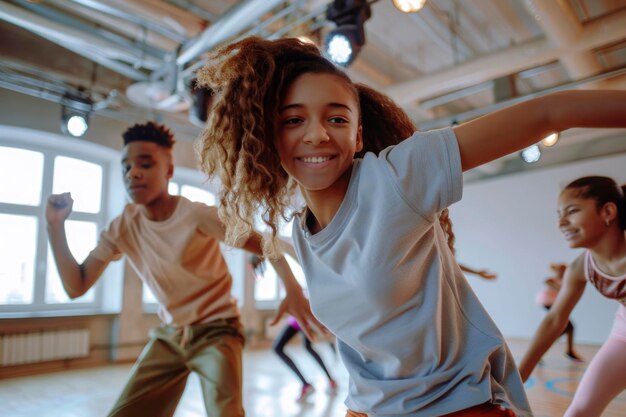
[196,36,454,254]
[565,176,626,230]
[123,121,175,149]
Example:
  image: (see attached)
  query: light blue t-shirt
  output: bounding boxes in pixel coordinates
[292,128,532,417]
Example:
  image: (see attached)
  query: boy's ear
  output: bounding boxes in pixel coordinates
[355,125,363,152]
[167,162,174,180]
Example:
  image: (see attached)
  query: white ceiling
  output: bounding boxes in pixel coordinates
[1,0,625,180]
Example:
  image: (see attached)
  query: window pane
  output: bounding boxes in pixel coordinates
[0,214,37,304]
[254,266,278,302]
[0,147,44,206]
[143,284,158,304]
[52,156,103,213]
[181,185,215,206]
[168,182,179,195]
[45,220,97,303]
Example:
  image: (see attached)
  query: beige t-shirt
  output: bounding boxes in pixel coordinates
[90,196,238,326]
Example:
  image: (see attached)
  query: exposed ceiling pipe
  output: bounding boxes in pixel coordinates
[0,2,152,80]
[68,0,190,43]
[178,1,326,81]
[176,0,285,66]
[522,0,602,80]
[387,8,626,106]
[165,0,217,22]
[17,0,167,60]
[49,0,179,52]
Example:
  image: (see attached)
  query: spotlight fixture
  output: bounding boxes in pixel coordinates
[541,132,559,147]
[520,144,541,164]
[392,0,427,13]
[60,92,93,137]
[324,0,372,67]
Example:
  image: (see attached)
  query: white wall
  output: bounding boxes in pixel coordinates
[450,151,626,345]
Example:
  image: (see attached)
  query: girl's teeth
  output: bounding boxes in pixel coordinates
[302,156,330,163]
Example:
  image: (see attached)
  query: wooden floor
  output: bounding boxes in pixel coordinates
[0,339,624,417]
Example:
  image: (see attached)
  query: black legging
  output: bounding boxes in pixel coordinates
[272,323,333,385]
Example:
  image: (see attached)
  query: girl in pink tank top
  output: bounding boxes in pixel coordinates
[520,176,626,417]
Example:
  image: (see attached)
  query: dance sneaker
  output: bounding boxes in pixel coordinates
[297,384,315,402]
[565,351,584,362]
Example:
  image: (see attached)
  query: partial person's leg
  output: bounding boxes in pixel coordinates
[564,320,582,360]
[564,337,626,417]
[273,324,308,385]
[303,335,333,379]
[108,335,189,417]
[188,319,246,417]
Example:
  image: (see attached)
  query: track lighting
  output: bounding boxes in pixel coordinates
[324,0,372,67]
[392,0,427,13]
[60,92,93,137]
[520,144,541,163]
[541,132,559,147]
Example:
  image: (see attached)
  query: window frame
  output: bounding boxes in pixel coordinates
[0,125,122,317]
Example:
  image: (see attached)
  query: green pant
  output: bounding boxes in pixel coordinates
[108,318,245,417]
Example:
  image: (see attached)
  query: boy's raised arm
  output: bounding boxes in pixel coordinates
[46,192,108,298]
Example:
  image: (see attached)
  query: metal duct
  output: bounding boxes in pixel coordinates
[176,0,286,66]
[0,1,151,80]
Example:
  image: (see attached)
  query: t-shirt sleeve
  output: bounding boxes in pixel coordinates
[379,127,462,217]
[89,215,125,263]
[192,202,224,240]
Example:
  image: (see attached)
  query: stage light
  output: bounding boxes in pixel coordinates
[325,30,358,66]
[324,0,371,67]
[520,144,541,163]
[60,93,93,137]
[392,0,427,13]
[541,132,559,147]
[66,114,88,137]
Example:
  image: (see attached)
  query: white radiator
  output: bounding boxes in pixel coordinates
[0,329,90,366]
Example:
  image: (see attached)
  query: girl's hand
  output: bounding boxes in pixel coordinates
[478,270,497,280]
[46,193,73,225]
[271,288,327,341]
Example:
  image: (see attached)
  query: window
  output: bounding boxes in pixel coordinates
[253,216,306,309]
[254,251,306,309]
[0,128,115,315]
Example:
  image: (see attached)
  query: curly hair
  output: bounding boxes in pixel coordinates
[196,36,455,255]
[123,121,175,149]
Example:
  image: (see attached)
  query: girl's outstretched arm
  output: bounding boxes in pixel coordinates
[518,255,587,381]
[198,206,325,340]
[454,90,626,172]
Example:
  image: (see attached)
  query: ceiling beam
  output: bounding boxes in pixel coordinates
[386,8,626,106]
[522,0,602,80]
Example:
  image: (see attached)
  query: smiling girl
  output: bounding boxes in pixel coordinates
[196,37,626,417]
[520,176,626,417]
